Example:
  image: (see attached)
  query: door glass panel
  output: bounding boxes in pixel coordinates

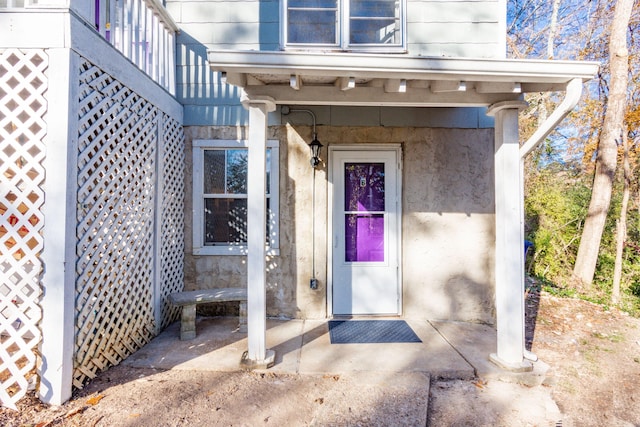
[344,163,385,211]
[344,162,385,262]
[345,214,384,262]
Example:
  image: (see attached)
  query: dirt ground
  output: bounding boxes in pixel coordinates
[2,287,640,426]
[428,285,640,427]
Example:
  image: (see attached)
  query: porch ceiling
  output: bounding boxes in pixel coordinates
[207,50,600,107]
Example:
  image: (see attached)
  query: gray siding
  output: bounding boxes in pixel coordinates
[168,0,279,125]
[167,0,505,125]
[407,0,504,58]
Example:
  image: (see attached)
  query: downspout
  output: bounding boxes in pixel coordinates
[520,78,584,159]
[518,77,583,362]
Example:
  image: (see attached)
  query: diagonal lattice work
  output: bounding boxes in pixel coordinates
[0,49,47,410]
[73,58,184,388]
[157,115,185,330]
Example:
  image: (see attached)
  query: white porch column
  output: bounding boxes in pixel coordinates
[487,100,532,372]
[240,94,276,368]
[38,48,78,404]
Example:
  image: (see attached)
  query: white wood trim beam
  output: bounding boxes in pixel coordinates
[152,115,164,335]
[431,80,466,93]
[476,82,522,94]
[520,83,566,92]
[246,75,265,86]
[487,100,532,372]
[39,48,78,405]
[335,76,356,91]
[243,85,520,107]
[384,79,407,93]
[290,74,302,90]
[221,71,247,88]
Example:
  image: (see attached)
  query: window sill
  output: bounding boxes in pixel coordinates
[193,246,280,257]
[281,46,407,54]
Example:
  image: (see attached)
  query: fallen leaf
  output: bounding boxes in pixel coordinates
[65,407,86,418]
[86,394,105,406]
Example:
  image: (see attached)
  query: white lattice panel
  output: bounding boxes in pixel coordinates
[0,49,47,410]
[158,116,185,329]
[73,60,158,388]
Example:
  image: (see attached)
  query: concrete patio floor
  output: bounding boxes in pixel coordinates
[124,316,527,382]
[119,316,554,425]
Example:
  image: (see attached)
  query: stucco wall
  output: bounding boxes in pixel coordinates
[184,123,496,323]
[402,129,496,322]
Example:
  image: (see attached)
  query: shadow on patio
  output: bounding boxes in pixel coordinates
[123,316,512,381]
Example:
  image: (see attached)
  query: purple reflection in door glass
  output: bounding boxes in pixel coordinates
[345,214,385,262]
[344,163,385,211]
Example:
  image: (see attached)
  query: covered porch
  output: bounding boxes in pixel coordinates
[205,50,599,371]
[124,316,532,383]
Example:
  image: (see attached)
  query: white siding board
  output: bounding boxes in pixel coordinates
[407,43,500,58]
[178,22,261,44]
[165,2,182,21]
[176,40,265,66]
[0,12,68,48]
[409,22,498,44]
[413,0,498,2]
[181,2,261,23]
[176,83,245,104]
[408,1,499,23]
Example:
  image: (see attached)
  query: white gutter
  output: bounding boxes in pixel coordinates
[209,50,600,84]
[520,78,584,159]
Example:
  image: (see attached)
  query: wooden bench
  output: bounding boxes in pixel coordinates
[168,288,247,340]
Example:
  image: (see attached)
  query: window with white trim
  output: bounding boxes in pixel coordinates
[193,140,280,256]
[283,0,405,51]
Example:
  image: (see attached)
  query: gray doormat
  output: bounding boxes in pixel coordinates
[328,320,422,344]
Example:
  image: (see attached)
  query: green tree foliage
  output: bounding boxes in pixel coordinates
[511,0,640,313]
[525,167,640,313]
[524,168,589,282]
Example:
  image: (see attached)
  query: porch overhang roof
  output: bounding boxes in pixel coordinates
[207,50,600,107]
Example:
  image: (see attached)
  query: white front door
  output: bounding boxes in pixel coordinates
[330,147,401,315]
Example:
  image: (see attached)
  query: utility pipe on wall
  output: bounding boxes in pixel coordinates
[281,106,321,289]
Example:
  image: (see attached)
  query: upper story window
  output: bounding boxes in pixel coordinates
[283,0,405,51]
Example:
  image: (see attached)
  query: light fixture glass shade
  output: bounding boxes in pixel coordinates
[309,137,323,168]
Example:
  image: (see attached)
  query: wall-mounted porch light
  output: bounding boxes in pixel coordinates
[281,106,323,169]
[281,106,322,289]
[308,136,323,169]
